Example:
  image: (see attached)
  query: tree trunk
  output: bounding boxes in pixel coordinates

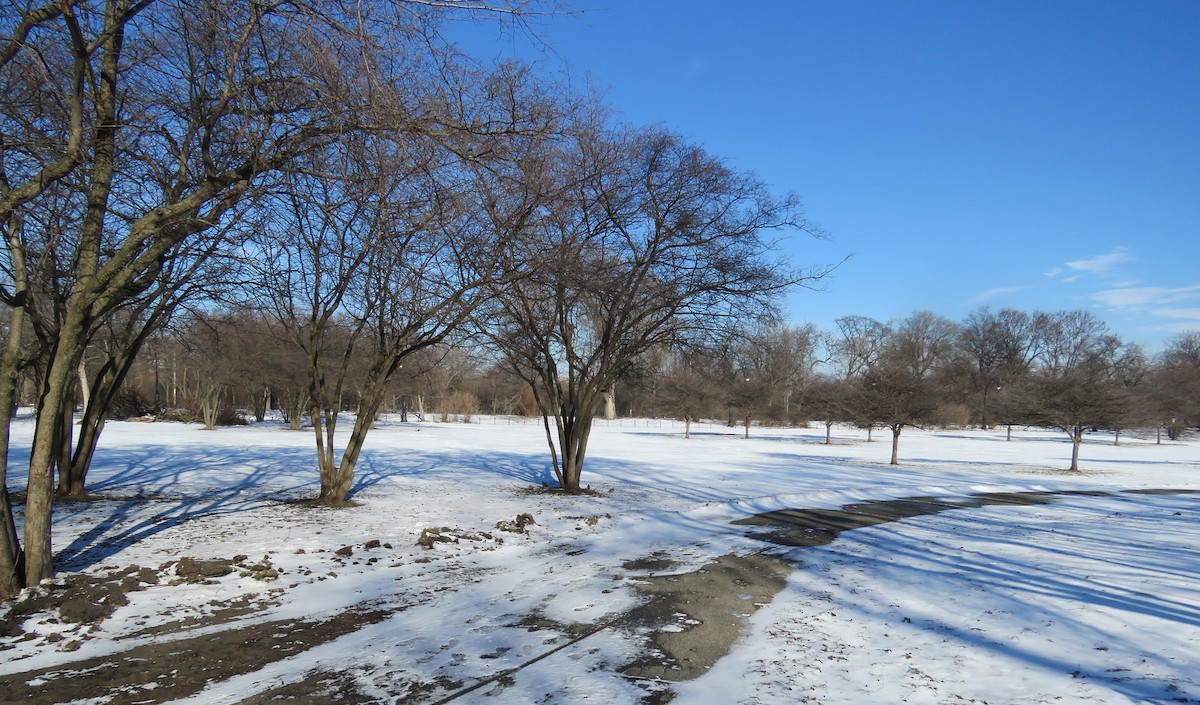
[200,384,222,430]
[743,413,751,439]
[77,357,90,422]
[557,414,593,493]
[866,425,873,442]
[684,415,691,439]
[539,411,562,487]
[1069,425,1082,471]
[254,387,269,423]
[889,424,901,465]
[311,405,338,499]
[1006,423,1013,441]
[320,396,385,505]
[603,384,616,420]
[25,320,88,585]
[0,299,27,598]
[1113,428,1120,446]
[824,420,833,445]
[53,388,75,494]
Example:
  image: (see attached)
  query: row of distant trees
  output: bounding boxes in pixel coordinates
[82,306,1198,464]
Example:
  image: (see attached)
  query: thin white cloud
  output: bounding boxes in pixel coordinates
[1092,285,1200,309]
[1064,246,1133,276]
[972,286,1025,303]
[1151,308,1200,332]
[1151,307,1200,321]
[1043,266,1063,278]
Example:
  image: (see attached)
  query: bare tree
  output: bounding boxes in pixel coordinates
[1019,310,1128,471]
[859,311,959,464]
[256,56,557,504]
[1151,330,1200,440]
[657,350,726,439]
[492,124,829,492]
[957,307,1040,429]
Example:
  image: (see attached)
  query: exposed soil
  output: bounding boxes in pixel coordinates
[620,553,792,682]
[0,607,395,705]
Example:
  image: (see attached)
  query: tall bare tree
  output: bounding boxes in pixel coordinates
[492,124,829,492]
[1151,330,1200,440]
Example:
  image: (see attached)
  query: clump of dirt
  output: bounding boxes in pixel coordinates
[495,512,537,533]
[416,526,501,548]
[170,554,279,584]
[1,565,160,637]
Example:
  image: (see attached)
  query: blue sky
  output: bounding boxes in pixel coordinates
[452,0,1200,349]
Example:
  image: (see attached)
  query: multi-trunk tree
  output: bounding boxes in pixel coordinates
[491,123,829,492]
[0,0,534,594]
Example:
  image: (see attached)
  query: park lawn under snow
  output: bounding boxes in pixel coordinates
[2,411,1198,704]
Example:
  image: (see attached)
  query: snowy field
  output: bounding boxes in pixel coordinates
[2,411,1198,704]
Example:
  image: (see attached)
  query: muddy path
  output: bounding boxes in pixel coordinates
[731,488,1199,547]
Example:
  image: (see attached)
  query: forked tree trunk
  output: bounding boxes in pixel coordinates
[199,384,223,430]
[684,415,692,439]
[556,414,593,493]
[319,394,386,506]
[824,420,833,445]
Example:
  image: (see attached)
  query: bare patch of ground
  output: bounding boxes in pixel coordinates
[620,553,792,682]
[0,607,394,705]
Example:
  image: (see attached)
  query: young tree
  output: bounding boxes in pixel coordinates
[860,311,959,464]
[1150,331,1200,440]
[957,307,1039,428]
[657,350,726,438]
[492,124,828,492]
[1020,310,1128,470]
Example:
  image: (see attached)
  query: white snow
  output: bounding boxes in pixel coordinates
[2,412,1198,704]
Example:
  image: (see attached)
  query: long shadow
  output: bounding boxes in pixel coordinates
[351,448,558,495]
[732,489,1200,703]
[36,435,577,571]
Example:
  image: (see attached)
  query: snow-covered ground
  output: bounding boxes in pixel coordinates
[2,412,1198,704]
